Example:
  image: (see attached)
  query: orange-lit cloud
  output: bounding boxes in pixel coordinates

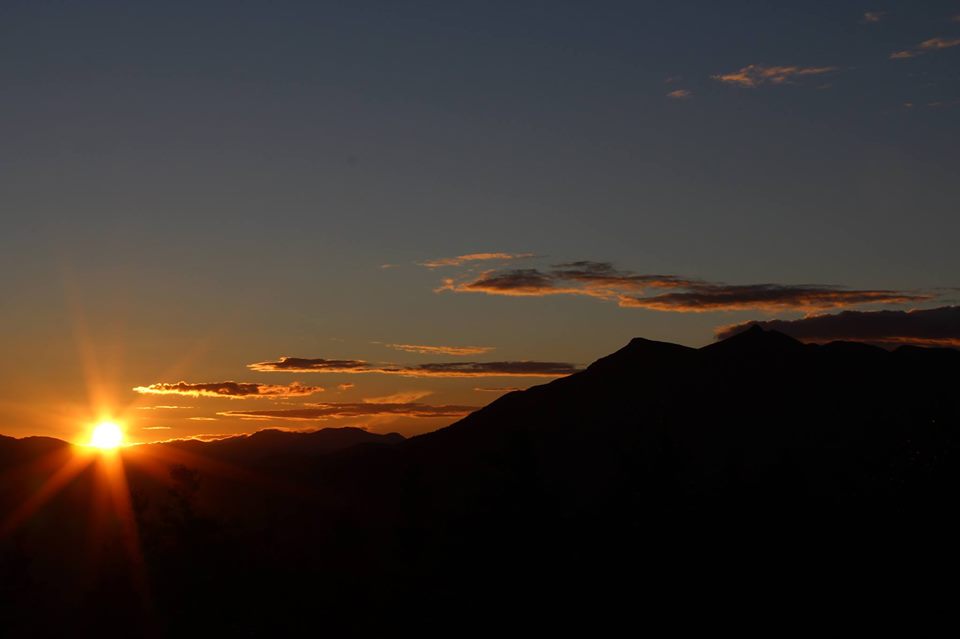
[715,306,960,348]
[667,89,692,99]
[219,402,478,421]
[247,357,579,377]
[890,50,921,59]
[474,386,525,393]
[133,381,325,399]
[434,261,929,313]
[135,405,194,410]
[862,11,885,23]
[712,64,837,88]
[418,252,534,268]
[142,426,172,430]
[337,383,354,391]
[384,343,495,355]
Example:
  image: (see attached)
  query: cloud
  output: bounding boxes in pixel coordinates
[418,252,535,268]
[182,432,237,441]
[135,405,194,410]
[363,390,432,404]
[891,36,960,59]
[142,426,173,430]
[248,357,579,378]
[438,263,696,300]
[667,89,692,99]
[862,11,885,23]
[218,402,478,421]
[337,383,355,391]
[712,64,837,88]
[474,386,525,393]
[134,381,325,399]
[188,417,219,422]
[617,284,928,313]
[384,343,495,356]
[434,260,930,313]
[919,37,960,50]
[714,306,960,348]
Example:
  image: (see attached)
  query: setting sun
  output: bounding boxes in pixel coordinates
[90,421,124,449]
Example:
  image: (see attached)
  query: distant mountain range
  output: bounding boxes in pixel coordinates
[2,327,958,636]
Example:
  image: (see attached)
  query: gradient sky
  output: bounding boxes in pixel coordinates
[2,1,958,442]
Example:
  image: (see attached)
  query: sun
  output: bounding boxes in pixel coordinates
[90,421,124,449]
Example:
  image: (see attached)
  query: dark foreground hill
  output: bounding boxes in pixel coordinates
[2,328,959,636]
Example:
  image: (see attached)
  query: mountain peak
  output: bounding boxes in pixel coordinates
[701,324,804,355]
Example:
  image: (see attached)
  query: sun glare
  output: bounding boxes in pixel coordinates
[90,421,124,449]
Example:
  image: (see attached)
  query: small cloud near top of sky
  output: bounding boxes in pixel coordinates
[712,64,838,88]
[666,89,692,99]
[890,36,960,59]
[862,11,885,23]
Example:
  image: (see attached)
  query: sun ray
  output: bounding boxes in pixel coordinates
[0,451,95,537]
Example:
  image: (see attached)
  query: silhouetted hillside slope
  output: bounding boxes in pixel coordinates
[1,328,958,636]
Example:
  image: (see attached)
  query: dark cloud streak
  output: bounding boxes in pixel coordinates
[219,402,478,421]
[248,357,579,377]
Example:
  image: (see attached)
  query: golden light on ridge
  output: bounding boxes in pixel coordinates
[90,421,124,449]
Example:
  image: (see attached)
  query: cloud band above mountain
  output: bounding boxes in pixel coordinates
[715,306,960,347]
[434,260,930,312]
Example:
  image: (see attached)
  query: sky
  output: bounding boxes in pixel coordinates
[1,0,958,443]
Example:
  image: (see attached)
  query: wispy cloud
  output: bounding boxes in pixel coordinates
[862,11,885,23]
[715,306,960,348]
[337,383,354,391]
[188,417,219,422]
[248,358,579,378]
[219,402,478,421]
[384,343,495,356]
[919,37,960,50]
[712,64,837,88]
[142,426,172,430]
[891,36,960,59]
[666,89,692,99]
[133,381,325,399]
[435,260,929,313]
[363,390,432,404]
[474,386,525,393]
[135,405,194,410]
[418,252,534,269]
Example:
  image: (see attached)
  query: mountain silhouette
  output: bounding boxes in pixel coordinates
[1,328,958,636]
